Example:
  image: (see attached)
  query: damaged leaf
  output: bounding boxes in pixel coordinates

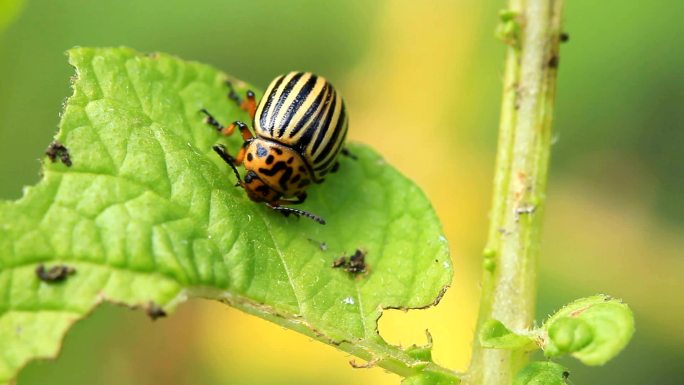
[0,47,453,384]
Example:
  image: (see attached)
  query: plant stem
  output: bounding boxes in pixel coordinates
[466,0,564,384]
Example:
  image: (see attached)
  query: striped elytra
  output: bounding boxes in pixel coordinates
[203,71,351,224]
[254,71,348,182]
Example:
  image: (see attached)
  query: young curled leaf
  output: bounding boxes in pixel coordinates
[513,362,568,385]
[478,319,536,350]
[545,317,593,355]
[541,294,635,365]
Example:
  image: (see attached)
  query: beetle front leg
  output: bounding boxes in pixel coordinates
[201,109,254,139]
[225,80,257,119]
[330,148,356,173]
[229,121,255,141]
[340,148,358,160]
[241,90,257,119]
[212,144,243,186]
[200,108,225,132]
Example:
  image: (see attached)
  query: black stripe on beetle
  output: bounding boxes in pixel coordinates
[288,83,328,139]
[268,72,305,135]
[259,75,286,132]
[278,74,318,137]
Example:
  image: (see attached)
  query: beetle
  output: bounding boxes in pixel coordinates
[201,71,352,225]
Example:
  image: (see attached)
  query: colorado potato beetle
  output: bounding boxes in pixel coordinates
[201,72,352,225]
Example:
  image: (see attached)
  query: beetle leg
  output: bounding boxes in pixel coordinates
[224,121,254,140]
[225,81,258,119]
[340,148,358,160]
[330,148,354,173]
[200,108,224,132]
[241,90,257,119]
[201,109,255,139]
[225,80,242,105]
[212,144,243,186]
[234,143,249,165]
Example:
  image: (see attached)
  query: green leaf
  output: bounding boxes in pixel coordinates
[541,295,635,365]
[478,319,536,350]
[0,47,454,384]
[513,362,568,385]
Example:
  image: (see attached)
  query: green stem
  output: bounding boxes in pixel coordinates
[467,0,564,384]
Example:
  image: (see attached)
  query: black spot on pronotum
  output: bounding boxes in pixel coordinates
[45,141,72,167]
[266,155,274,165]
[247,153,253,162]
[35,264,76,283]
[146,302,167,321]
[287,156,294,164]
[256,143,268,158]
[255,184,270,196]
[258,161,294,190]
[273,147,283,155]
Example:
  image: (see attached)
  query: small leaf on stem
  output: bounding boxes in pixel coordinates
[479,319,536,350]
[542,294,635,365]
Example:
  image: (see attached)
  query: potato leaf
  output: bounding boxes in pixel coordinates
[0,47,454,384]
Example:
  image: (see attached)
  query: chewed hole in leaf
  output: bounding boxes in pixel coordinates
[377,286,459,366]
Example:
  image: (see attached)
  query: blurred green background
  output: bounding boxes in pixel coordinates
[1,0,683,384]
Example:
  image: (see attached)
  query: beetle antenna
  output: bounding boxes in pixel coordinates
[267,205,326,225]
[212,144,243,185]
